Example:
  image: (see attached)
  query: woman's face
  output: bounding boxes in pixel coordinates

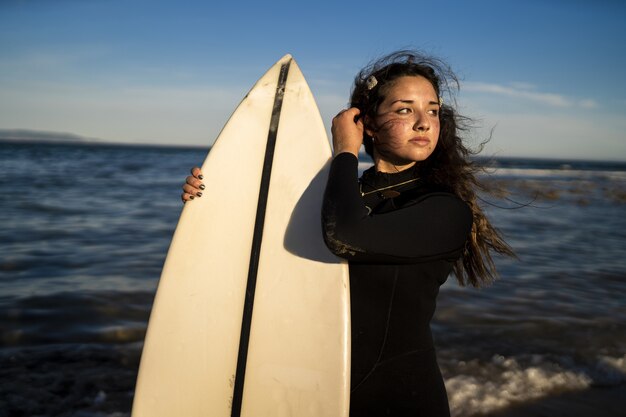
[366,75,440,173]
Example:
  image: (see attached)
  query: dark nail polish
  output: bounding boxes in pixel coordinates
[198,175,204,180]
[189,195,195,200]
[197,192,203,197]
[199,184,206,190]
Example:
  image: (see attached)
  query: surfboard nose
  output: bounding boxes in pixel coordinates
[278,53,293,63]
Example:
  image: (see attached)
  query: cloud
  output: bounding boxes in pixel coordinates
[470,111,626,161]
[463,81,598,109]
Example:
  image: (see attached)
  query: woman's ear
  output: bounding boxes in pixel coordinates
[363,115,376,138]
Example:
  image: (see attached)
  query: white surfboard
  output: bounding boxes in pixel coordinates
[132,54,350,417]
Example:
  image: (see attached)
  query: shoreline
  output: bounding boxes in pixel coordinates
[476,384,626,417]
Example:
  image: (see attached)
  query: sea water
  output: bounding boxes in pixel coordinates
[1,141,625,417]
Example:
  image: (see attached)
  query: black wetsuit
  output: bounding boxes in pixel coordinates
[322,153,473,417]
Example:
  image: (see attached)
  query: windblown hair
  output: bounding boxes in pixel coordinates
[350,50,515,287]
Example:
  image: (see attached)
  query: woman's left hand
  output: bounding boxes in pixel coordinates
[181,167,204,203]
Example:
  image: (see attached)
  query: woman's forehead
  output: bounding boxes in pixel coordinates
[382,76,438,102]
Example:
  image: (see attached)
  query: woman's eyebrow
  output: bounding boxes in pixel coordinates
[389,99,440,105]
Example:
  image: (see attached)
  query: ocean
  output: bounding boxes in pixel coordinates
[1,141,625,417]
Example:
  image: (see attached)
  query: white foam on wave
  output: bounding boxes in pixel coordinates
[593,355,626,384]
[445,353,626,417]
[488,167,626,181]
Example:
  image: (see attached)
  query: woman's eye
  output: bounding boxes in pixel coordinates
[429,109,439,116]
[397,108,411,114]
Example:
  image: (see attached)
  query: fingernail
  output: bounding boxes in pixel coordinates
[198,175,204,180]
[189,195,195,200]
[199,184,206,190]
[197,192,203,197]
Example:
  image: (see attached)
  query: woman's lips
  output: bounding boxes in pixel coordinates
[410,137,430,146]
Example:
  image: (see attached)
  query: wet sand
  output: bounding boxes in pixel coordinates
[478,385,626,417]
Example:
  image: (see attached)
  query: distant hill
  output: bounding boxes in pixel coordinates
[0,129,209,151]
[0,129,103,144]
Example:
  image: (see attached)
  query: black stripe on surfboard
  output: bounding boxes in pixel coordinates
[231,59,291,417]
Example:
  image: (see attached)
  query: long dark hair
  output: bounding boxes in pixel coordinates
[350,50,515,287]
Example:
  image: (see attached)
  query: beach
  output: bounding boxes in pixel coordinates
[1,141,625,416]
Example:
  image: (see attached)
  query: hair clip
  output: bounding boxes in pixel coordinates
[439,97,444,107]
[366,75,378,90]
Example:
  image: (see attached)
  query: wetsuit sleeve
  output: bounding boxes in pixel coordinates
[322,152,473,263]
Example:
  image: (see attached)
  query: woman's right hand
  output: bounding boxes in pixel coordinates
[331,107,363,157]
[181,167,205,203]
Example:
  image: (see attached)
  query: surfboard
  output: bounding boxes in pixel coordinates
[132,54,350,417]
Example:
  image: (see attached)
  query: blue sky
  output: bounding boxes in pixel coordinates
[1,0,625,160]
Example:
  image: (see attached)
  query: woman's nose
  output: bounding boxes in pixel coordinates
[413,112,430,132]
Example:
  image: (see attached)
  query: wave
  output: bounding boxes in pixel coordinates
[485,167,626,181]
[445,353,626,417]
[0,291,153,347]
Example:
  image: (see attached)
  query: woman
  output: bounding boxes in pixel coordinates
[182,51,513,416]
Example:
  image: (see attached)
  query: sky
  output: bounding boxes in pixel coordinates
[1,0,625,160]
